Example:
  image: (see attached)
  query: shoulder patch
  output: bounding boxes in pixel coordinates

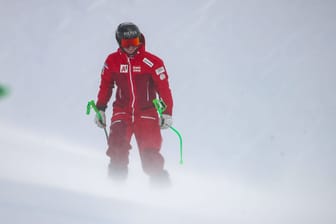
[155,66,165,75]
[143,57,154,68]
[159,73,166,80]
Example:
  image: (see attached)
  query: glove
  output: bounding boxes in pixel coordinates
[160,114,173,129]
[94,110,106,128]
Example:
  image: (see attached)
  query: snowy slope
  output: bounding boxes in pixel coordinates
[1,0,336,223]
[0,122,216,223]
[1,122,334,224]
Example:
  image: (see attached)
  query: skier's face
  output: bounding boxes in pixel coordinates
[120,37,140,56]
[121,37,140,48]
[122,45,138,55]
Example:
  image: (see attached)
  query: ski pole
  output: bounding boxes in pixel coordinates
[153,99,183,165]
[86,100,109,144]
[0,85,9,99]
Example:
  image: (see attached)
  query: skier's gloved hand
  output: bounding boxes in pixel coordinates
[160,114,172,129]
[94,110,106,128]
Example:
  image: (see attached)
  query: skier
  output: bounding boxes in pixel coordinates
[94,22,173,185]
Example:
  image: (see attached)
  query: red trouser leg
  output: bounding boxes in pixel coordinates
[106,119,132,168]
[134,116,164,176]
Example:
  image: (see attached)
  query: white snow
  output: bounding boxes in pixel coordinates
[1,1,336,223]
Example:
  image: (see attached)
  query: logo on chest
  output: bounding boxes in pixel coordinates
[120,64,128,73]
[133,66,141,73]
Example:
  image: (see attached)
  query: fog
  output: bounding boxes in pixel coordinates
[1,0,336,223]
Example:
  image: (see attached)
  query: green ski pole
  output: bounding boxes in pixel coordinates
[153,99,183,164]
[0,85,9,99]
[86,100,109,144]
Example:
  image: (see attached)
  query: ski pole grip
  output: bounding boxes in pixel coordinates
[86,100,103,122]
[153,99,167,115]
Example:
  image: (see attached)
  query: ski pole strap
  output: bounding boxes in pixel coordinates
[86,100,103,122]
[152,99,183,164]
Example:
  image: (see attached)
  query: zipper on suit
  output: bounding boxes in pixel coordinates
[118,88,122,99]
[146,81,149,102]
[127,57,136,123]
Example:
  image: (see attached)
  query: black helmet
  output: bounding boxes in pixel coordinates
[115,22,141,45]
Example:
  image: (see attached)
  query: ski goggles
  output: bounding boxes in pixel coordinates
[120,37,140,48]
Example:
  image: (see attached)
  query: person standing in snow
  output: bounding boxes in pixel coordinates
[94,22,173,185]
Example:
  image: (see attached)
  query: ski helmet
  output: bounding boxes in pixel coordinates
[115,22,141,45]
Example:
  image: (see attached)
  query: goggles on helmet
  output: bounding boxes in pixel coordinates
[120,37,140,48]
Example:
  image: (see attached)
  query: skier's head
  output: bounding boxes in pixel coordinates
[116,22,142,55]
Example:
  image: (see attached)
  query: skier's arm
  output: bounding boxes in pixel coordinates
[96,57,114,111]
[152,63,173,115]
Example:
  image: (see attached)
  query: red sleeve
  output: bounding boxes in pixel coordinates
[96,56,114,111]
[152,63,173,115]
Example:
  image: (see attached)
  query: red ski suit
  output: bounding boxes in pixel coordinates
[96,35,173,176]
